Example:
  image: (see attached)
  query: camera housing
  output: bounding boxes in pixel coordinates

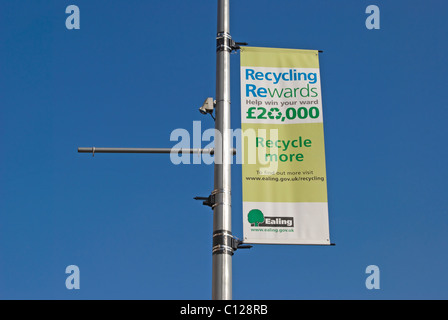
[199,97,215,115]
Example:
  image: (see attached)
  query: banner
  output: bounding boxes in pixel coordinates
[240,47,330,245]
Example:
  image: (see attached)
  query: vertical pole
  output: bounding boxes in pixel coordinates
[212,0,232,300]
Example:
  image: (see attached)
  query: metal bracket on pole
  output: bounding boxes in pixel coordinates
[232,42,248,51]
[194,194,215,209]
[212,231,252,256]
[231,237,252,251]
[216,32,248,52]
[194,188,232,210]
[210,188,231,209]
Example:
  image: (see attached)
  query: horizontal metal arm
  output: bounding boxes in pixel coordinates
[77,147,236,155]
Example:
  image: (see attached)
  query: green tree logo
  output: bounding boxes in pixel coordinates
[248,209,265,227]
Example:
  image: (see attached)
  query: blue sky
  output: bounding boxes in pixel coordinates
[1,0,447,299]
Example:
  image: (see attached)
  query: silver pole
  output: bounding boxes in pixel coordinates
[212,0,232,300]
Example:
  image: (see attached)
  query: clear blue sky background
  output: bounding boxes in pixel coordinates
[1,0,447,300]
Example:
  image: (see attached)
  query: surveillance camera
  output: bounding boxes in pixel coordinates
[199,97,215,115]
[199,106,208,115]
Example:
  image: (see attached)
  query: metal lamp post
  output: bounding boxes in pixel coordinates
[78,0,239,300]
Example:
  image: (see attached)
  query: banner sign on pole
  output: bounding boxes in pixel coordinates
[240,47,331,245]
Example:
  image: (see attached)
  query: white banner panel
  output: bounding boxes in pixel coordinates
[240,47,331,245]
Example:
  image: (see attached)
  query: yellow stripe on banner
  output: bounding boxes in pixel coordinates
[241,123,328,203]
[240,47,320,68]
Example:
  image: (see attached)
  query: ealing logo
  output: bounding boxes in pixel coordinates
[248,209,294,227]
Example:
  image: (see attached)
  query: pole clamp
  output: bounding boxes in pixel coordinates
[216,32,233,52]
[194,189,231,210]
[216,33,248,52]
[212,230,252,255]
[211,188,230,209]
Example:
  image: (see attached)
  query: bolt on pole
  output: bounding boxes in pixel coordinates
[212,0,233,300]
